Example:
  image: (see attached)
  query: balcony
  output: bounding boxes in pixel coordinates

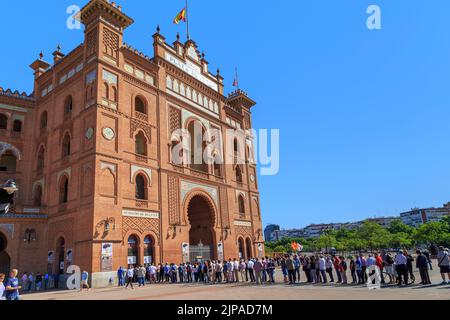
[135,111,148,122]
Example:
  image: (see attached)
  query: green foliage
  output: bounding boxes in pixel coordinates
[265,217,450,253]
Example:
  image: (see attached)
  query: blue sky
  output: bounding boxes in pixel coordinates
[1,1,450,229]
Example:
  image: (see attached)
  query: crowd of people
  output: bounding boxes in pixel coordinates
[116,246,450,289]
[1,246,449,300]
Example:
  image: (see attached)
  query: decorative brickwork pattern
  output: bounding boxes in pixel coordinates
[122,216,160,243]
[169,106,181,136]
[130,119,151,143]
[103,28,119,59]
[86,28,97,56]
[220,186,229,229]
[168,175,181,226]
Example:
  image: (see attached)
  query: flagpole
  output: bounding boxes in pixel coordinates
[235,67,239,90]
[186,0,190,40]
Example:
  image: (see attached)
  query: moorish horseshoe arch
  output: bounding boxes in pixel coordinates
[0,142,22,160]
[182,189,220,229]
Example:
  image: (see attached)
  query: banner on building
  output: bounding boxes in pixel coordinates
[217,242,224,261]
[47,251,54,263]
[66,249,73,263]
[182,243,189,263]
[101,243,113,272]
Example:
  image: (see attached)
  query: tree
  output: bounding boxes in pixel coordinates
[388,219,414,235]
[356,221,390,250]
[413,221,449,246]
[388,232,413,249]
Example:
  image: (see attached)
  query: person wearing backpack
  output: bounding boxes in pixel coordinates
[437,246,450,285]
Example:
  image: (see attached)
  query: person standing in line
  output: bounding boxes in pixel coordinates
[280,257,288,283]
[423,249,432,270]
[117,266,124,287]
[349,256,357,284]
[226,259,233,283]
[53,272,60,289]
[267,258,276,283]
[303,256,311,282]
[261,258,267,283]
[21,272,28,292]
[35,272,43,292]
[125,266,134,289]
[244,260,249,282]
[339,256,348,284]
[318,255,327,284]
[27,272,34,292]
[253,258,263,285]
[247,259,255,282]
[375,253,384,284]
[383,252,395,284]
[293,255,301,283]
[178,263,184,283]
[186,263,192,283]
[5,269,21,300]
[315,255,321,283]
[325,256,334,282]
[0,273,5,300]
[366,254,377,285]
[310,256,317,283]
[333,256,342,283]
[404,250,415,283]
[233,259,240,283]
[285,255,296,285]
[394,250,408,286]
[358,253,367,283]
[416,250,431,285]
[437,246,450,285]
[355,255,363,284]
[44,273,50,290]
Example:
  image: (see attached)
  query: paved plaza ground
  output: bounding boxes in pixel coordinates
[23,264,449,300]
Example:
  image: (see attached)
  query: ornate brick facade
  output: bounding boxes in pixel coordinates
[0,0,264,287]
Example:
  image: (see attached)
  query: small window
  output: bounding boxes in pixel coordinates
[59,176,69,204]
[236,166,243,183]
[238,195,245,214]
[135,131,148,156]
[62,133,71,158]
[135,97,146,114]
[135,174,147,200]
[64,96,73,115]
[40,112,48,129]
[0,114,7,129]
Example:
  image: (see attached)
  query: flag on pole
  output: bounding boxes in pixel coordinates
[291,242,303,252]
[232,67,239,88]
[173,8,187,24]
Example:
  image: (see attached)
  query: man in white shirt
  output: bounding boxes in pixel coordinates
[247,259,255,282]
[125,267,134,289]
[394,251,408,286]
[437,246,450,285]
[227,259,234,282]
[318,255,327,283]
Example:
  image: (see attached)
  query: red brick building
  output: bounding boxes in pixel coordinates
[0,0,264,287]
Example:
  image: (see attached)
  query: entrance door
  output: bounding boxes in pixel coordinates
[0,232,10,275]
[187,195,216,261]
[189,241,214,263]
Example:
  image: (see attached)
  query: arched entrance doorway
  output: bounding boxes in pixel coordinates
[143,235,154,266]
[0,232,10,275]
[187,194,216,262]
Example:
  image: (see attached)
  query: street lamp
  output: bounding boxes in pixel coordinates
[0,179,19,214]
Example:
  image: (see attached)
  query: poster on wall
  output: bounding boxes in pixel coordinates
[144,256,152,264]
[217,242,224,261]
[101,243,113,272]
[66,249,73,263]
[47,251,54,263]
[257,243,264,258]
[127,256,137,265]
[182,243,189,263]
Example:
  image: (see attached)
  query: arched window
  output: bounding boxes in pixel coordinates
[37,146,45,171]
[127,235,139,266]
[64,96,73,115]
[234,138,239,159]
[135,97,146,114]
[187,120,208,173]
[238,195,246,215]
[40,111,48,130]
[135,131,148,156]
[34,185,43,206]
[103,82,109,100]
[13,120,22,133]
[62,133,71,158]
[112,86,117,102]
[213,160,221,177]
[235,166,243,183]
[0,114,7,129]
[59,175,69,204]
[135,174,147,200]
[0,151,17,172]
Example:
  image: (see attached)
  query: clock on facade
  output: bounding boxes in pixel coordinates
[102,127,115,141]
